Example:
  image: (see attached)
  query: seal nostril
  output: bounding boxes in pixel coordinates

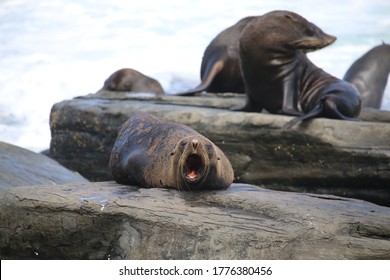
[192,139,199,149]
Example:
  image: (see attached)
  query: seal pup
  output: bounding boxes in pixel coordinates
[109,112,234,190]
[177,16,254,96]
[100,68,164,94]
[343,42,390,109]
[238,10,361,127]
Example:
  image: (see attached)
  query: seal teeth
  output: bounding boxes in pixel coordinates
[185,154,202,180]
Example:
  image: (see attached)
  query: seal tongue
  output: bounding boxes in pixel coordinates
[188,170,197,179]
[186,154,202,180]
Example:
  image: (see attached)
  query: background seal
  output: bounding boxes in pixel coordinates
[177,17,254,95]
[238,10,361,127]
[100,68,164,94]
[343,42,390,109]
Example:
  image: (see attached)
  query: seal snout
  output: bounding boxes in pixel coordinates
[192,139,199,149]
[326,34,337,45]
[292,32,336,52]
[319,33,337,49]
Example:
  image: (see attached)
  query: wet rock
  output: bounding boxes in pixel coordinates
[0,141,88,190]
[0,182,389,260]
[49,92,390,206]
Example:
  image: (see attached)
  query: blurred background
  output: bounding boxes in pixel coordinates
[0,0,389,152]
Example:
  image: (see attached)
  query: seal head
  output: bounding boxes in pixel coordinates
[172,137,212,190]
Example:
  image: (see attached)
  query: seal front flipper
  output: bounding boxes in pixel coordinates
[110,148,149,186]
[283,103,323,129]
[283,93,361,129]
[176,17,254,96]
[175,51,226,96]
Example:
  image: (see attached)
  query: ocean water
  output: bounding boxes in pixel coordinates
[0,0,389,152]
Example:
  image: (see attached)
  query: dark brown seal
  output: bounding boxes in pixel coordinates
[343,42,390,109]
[238,10,361,128]
[177,17,254,96]
[109,112,234,190]
[100,68,164,94]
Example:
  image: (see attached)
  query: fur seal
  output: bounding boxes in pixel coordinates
[238,10,361,128]
[343,42,390,109]
[109,112,234,190]
[177,17,254,96]
[100,68,164,94]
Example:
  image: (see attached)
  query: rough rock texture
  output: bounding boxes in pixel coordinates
[49,92,390,206]
[0,141,88,190]
[0,182,389,260]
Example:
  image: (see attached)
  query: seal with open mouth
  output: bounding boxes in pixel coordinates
[109,112,234,190]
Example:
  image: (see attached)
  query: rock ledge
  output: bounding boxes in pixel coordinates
[1,182,389,260]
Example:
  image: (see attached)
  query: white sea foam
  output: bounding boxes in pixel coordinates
[0,0,389,152]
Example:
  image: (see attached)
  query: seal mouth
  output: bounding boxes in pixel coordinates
[184,154,203,181]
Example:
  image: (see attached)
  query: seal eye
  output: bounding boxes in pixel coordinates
[305,27,315,37]
[205,144,213,155]
[179,141,187,151]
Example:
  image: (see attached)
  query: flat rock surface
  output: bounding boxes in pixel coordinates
[49,92,390,206]
[1,182,389,260]
[0,141,88,190]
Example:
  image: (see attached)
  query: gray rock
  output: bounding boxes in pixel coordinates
[0,182,389,260]
[49,92,390,206]
[359,107,390,122]
[0,141,88,190]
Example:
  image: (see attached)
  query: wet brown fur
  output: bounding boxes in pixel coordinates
[109,112,234,190]
[238,10,361,128]
[101,68,164,94]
